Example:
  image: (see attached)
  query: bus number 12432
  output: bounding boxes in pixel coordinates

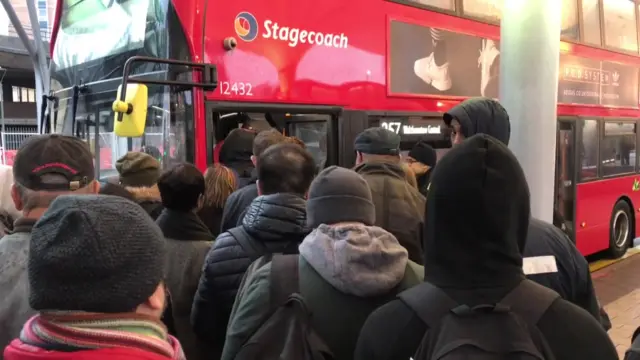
[219,81,253,96]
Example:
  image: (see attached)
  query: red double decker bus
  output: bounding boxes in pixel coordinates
[49,0,640,258]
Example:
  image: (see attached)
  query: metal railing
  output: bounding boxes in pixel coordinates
[0,131,171,167]
[0,130,37,165]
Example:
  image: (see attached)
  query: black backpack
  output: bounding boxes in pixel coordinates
[399,280,559,360]
[234,254,334,360]
[624,326,640,359]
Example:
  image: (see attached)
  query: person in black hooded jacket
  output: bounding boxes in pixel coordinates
[354,134,617,360]
[219,128,256,189]
[191,143,315,358]
[441,97,604,328]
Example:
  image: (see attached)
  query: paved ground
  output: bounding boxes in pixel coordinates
[593,254,640,359]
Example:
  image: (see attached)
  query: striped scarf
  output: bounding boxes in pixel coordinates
[19,312,186,360]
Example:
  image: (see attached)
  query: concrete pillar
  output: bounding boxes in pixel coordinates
[499,0,562,223]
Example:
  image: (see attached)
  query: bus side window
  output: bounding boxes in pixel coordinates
[580,119,598,181]
[601,121,636,177]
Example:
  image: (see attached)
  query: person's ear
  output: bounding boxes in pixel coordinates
[146,283,165,311]
[90,180,100,194]
[197,193,205,211]
[11,184,23,211]
[250,155,257,167]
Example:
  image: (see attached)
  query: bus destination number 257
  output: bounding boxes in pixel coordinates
[219,81,253,96]
[381,121,402,134]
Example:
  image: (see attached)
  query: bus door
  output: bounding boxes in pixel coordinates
[555,119,578,239]
[206,104,340,168]
[285,114,334,170]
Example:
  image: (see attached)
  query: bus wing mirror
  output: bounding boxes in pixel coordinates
[112,84,148,137]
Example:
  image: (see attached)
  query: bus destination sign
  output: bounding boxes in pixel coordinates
[381,121,442,136]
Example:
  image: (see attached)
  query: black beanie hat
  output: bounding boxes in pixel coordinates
[29,194,166,313]
[409,141,437,167]
[306,166,375,228]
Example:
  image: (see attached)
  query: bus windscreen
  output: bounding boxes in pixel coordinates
[52,0,151,70]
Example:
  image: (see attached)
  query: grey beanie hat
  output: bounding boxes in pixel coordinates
[29,194,166,313]
[306,166,375,228]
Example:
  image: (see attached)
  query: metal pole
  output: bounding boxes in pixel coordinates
[0,0,51,134]
[26,0,50,133]
[500,0,562,223]
[26,0,49,88]
[0,66,5,164]
[34,64,43,134]
[0,0,37,58]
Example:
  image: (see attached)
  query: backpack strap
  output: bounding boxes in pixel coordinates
[499,279,560,325]
[268,254,300,311]
[229,227,266,261]
[398,282,458,327]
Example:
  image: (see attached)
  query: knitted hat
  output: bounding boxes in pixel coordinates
[116,151,161,187]
[306,166,375,228]
[408,141,437,167]
[29,194,166,313]
[354,127,401,156]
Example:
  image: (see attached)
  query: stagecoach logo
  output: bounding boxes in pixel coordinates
[233,11,349,48]
[633,178,639,192]
[235,12,259,42]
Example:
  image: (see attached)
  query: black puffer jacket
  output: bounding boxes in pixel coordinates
[191,193,309,355]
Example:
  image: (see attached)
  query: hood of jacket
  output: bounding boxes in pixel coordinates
[354,161,405,180]
[126,185,161,202]
[156,209,214,242]
[444,97,511,145]
[220,128,255,182]
[219,129,255,164]
[424,134,529,289]
[242,193,309,241]
[125,185,163,220]
[299,223,408,296]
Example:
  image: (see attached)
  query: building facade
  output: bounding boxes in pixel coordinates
[0,0,55,148]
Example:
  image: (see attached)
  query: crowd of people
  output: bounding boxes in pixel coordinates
[0,97,634,359]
